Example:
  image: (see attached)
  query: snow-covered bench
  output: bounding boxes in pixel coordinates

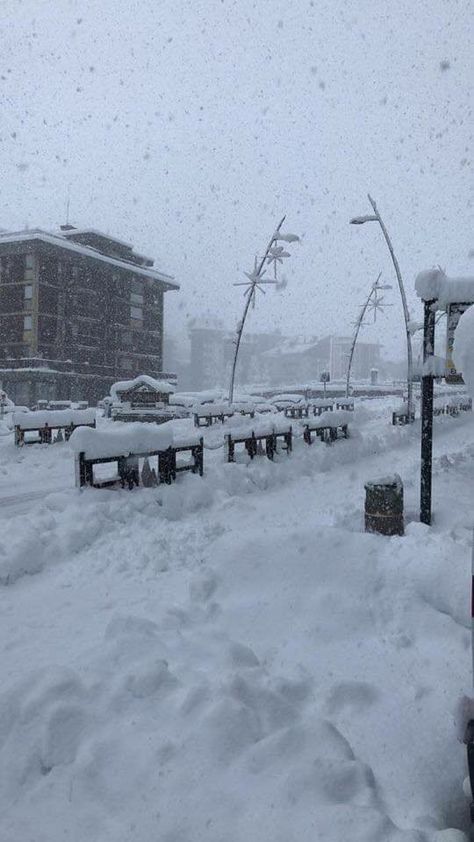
[193,402,257,427]
[193,403,236,427]
[70,423,204,489]
[283,404,310,419]
[225,419,292,462]
[14,408,96,446]
[309,399,334,416]
[335,398,354,411]
[303,410,351,445]
[446,397,472,415]
[392,407,415,426]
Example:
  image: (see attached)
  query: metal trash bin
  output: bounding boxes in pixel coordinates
[365,474,404,536]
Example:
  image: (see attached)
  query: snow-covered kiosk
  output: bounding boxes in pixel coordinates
[110,375,179,423]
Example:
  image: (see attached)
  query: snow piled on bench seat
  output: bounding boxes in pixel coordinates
[70,421,201,459]
[13,408,96,429]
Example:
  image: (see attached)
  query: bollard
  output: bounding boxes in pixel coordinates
[365,474,404,536]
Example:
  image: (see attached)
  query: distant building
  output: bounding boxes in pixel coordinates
[187,320,226,391]
[0,226,178,405]
[321,336,380,381]
[262,336,323,385]
[262,335,381,386]
[186,322,282,391]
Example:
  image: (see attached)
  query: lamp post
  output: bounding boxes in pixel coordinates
[228,217,299,404]
[350,194,414,420]
[345,273,391,398]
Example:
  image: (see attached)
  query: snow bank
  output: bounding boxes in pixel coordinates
[13,408,96,429]
[454,305,474,397]
[415,268,474,305]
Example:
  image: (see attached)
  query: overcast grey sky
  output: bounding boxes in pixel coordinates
[1,0,472,358]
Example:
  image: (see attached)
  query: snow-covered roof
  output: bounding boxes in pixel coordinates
[58,228,134,249]
[0,229,178,289]
[59,228,155,265]
[415,268,474,306]
[110,374,175,401]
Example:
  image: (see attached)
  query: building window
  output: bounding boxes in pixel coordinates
[24,284,33,300]
[24,315,32,331]
[121,356,134,370]
[130,306,143,321]
[122,330,132,347]
[131,292,144,306]
[24,253,35,281]
[131,279,143,295]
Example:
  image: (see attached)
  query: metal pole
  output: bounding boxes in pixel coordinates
[345,274,381,398]
[367,195,414,420]
[471,530,474,685]
[228,216,286,405]
[420,299,435,525]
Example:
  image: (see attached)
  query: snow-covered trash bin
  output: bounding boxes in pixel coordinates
[364,474,404,536]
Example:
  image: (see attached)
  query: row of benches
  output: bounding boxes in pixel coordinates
[193,399,354,427]
[392,397,472,425]
[433,398,472,416]
[75,419,350,489]
[283,400,354,419]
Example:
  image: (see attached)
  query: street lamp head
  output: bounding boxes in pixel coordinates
[350,215,378,225]
[375,283,392,290]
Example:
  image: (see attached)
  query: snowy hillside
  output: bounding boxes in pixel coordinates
[0,396,473,841]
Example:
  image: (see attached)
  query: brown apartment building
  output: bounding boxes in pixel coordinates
[0,225,178,405]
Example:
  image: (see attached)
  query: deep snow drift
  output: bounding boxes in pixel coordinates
[0,395,473,841]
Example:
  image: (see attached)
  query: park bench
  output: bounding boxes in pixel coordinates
[303,410,350,444]
[225,420,292,462]
[335,398,354,411]
[194,407,235,427]
[14,408,96,446]
[392,409,415,426]
[194,403,256,427]
[284,404,310,419]
[75,438,204,489]
[309,400,334,416]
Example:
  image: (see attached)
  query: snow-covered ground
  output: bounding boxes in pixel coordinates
[0,396,473,841]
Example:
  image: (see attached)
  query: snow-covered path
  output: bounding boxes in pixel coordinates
[0,403,473,841]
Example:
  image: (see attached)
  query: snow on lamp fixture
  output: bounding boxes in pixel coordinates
[228,216,299,404]
[350,194,414,421]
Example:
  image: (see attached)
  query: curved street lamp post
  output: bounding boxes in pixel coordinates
[228,217,299,405]
[350,194,414,420]
[345,273,392,398]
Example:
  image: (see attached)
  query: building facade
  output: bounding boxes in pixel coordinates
[0,226,178,405]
